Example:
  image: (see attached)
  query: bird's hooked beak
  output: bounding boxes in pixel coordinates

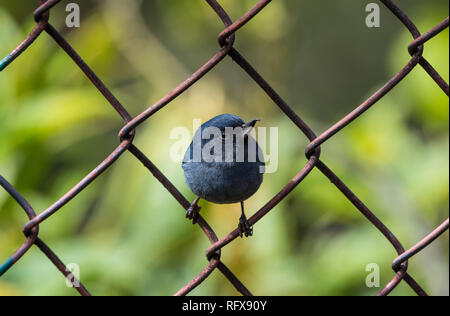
[242,119,260,137]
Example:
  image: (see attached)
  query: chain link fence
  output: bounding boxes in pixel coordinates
[0,0,448,296]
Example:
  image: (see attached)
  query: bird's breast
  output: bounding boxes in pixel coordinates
[183,161,263,204]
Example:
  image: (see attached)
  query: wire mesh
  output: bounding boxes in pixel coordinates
[0,0,449,296]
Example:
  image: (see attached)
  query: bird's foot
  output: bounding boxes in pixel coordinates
[186,197,201,224]
[238,215,253,238]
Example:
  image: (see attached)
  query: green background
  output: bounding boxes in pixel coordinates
[0,0,448,296]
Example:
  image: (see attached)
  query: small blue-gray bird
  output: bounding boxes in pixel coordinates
[182,114,265,237]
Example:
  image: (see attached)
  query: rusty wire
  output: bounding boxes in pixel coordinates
[0,0,449,296]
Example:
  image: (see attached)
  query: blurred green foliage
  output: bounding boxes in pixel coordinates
[0,0,448,296]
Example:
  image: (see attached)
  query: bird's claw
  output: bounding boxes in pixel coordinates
[238,216,253,238]
[186,199,201,224]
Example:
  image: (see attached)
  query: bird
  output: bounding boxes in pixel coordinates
[182,114,265,237]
